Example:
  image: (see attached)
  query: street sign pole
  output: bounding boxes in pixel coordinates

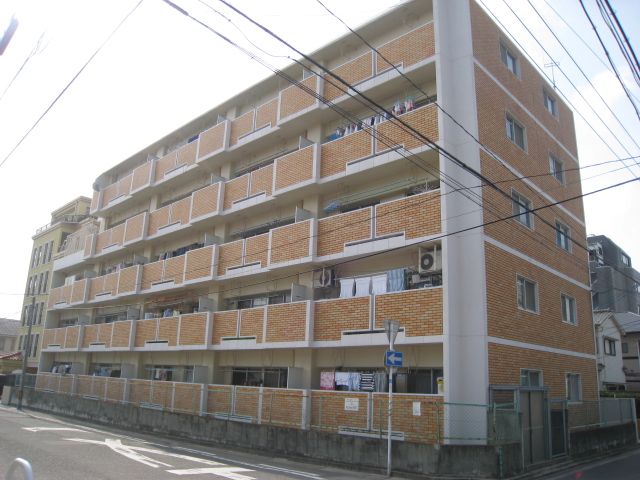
[383,319,400,477]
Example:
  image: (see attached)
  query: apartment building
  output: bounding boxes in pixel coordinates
[19,197,93,371]
[588,235,640,314]
[37,0,596,449]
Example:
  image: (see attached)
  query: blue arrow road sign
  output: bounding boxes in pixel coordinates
[385,350,403,367]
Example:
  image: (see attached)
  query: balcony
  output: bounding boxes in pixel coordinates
[212,300,312,348]
[313,288,443,345]
[190,182,223,222]
[147,196,191,238]
[82,320,133,350]
[140,255,186,293]
[222,163,274,212]
[317,190,441,260]
[42,325,81,350]
[154,142,197,184]
[134,312,211,350]
[229,98,278,148]
[217,233,269,277]
[278,74,321,124]
[273,144,317,194]
[47,279,88,309]
[268,219,314,267]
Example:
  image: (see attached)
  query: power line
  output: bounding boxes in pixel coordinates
[526,0,640,154]
[214,0,640,289]
[578,0,640,121]
[32,175,640,313]
[598,0,640,87]
[495,0,640,177]
[0,0,145,170]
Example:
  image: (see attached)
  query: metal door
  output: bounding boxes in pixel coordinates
[521,389,547,465]
[548,399,567,456]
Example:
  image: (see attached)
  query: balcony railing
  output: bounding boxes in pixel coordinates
[134,312,210,349]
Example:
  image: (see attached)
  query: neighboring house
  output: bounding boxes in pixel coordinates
[618,312,640,392]
[18,197,94,371]
[37,0,596,458]
[0,318,19,355]
[588,235,640,314]
[593,311,626,391]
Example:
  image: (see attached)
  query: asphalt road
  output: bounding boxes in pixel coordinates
[0,405,396,480]
[547,448,640,480]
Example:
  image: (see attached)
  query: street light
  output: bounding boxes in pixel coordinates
[383,319,400,477]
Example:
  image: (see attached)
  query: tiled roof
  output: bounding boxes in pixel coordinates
[0,318,19,336]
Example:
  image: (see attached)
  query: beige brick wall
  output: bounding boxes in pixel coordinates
[178,313,207,345]
[376,22,435,73]
[123,212,145,243]
[470,1,577,156]
[481,154,589,285]
[317,208,372,256]
[485,242,595,354]
[206,385,233,415]
[320,129,373,178]
[82,323,111,348]
[488,343,598,401]
[223,175,249,210]
[274,146,314,191]
[375,103,439,152]
[255,98,277,130]
[371,393,442,443]
[266,302,307,342]
[191,183,220,219]
[314,296,370,341]
[131,161,152,191]
[170,197,191,226]
[117,265,138,294]
[105,378,126,402]
[70,279,87,304]
[270,221,311,264]
[198,122,226,159]
[325,51,373,101]
[212,311,238,345]
[245,233,269,268]
[374,288,443,336]
[376,191,441,240]
[230,110,255,146]
[147,205,170,236]
[184,245,214,282]
[239,308,264,343]
[64,326,80,348]
[261,388,304,427]
[134,319,157,347]
[310,391,369,431]
[217,240,243,276]
[112,320,132,348]
[249,164,273,197]
[173,383,201,413]
[89,272,118,300]
[164,255,185,285]
[475,67,583,219]
[141,261,163,291]
[279,75,317,120]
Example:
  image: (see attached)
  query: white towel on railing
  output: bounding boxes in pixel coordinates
[371,274,387,294]
[339,278,355,298]
[354,277,371,296]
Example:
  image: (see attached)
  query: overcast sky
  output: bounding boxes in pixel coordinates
[0,0,638,319]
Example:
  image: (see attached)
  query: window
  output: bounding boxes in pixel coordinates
[512,191,533,228]
[622,342,629,354]
[566,373,582,402]
[621,253,631,267]
[543,90,557,116]
[47,240,54,263]
[604,338,617,356]
[43,242,49,265]
[30,248,37,268]
[42,271,49,293]
[506,114,526,150]
[556,221,571,251]
[517,275,538,312]
[561,294,577,325]
[520,369,542,387]
[38,302,44,324]
[31,334,39,358]
[500,42,519,76]
[549,155,564,183]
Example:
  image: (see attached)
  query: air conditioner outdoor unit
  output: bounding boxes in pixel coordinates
[419,246,441,273]
[313,268,335,287]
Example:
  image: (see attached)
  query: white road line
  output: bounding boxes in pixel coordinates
[18,409,325,479]
[23,427,87,433]
[166,467,254,479]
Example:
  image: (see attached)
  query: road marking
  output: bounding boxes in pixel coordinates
[256,464,323,479]
[167,467,254,479]
[23,427,87,433]
[64,438,257,479]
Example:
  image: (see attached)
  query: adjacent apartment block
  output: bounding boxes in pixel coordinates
[588,235,640,314]
[37,0,596,448]
[19,197,92,371]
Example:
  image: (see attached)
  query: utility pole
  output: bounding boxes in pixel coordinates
[383,319,401,477]
[17,297,35,411]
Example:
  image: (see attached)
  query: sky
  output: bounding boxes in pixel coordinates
[0,0,638,319]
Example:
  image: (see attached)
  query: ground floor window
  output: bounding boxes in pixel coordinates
[145,365,194,383]
[230,367,288,388]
